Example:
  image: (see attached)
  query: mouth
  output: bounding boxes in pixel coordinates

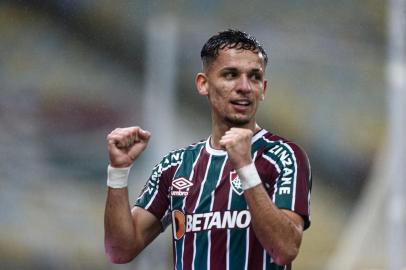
[230,99,252,112]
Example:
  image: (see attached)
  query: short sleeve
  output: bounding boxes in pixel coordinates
[135,153,179,226]
[264,142,312,230]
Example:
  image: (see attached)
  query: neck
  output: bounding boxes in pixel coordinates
[210,120,260,150]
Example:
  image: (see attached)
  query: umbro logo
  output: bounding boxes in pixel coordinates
[171,177,193,196]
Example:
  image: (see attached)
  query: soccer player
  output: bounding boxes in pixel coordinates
[104,29,312,270]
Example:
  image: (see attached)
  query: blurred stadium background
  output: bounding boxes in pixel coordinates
[0,0,404,269]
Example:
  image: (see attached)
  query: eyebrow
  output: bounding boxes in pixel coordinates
[220,67,238,72]
[249,68,263,73]
[220,67,263,73]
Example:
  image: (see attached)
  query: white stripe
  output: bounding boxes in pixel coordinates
[252,128,267,142]
[205,136,227,156]
[207,231,212,269]
[262,154,282,173]
[191,156,212,270]
[252,150,258,161]
[244,227,250,270]
[226,169,234,270]
[263,249,267,270]
[171,156,188,266]
[208,158,227,269]
[189,144,205,180]
[261,147,281,203]
[272,177,278,203]
[173,143,205,270]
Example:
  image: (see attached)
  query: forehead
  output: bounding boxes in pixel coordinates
[208,48,265,72]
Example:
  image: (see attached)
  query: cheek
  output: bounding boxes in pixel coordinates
[208,83,226,101]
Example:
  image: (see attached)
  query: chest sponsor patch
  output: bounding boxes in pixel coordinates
[172,209,251,240]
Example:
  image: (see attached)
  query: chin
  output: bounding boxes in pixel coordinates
[224,116,251,127]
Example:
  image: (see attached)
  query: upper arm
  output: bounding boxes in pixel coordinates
[130,206,163,256]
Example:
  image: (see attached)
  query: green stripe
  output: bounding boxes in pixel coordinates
[175,238,184,270]
[270,262,285,270]
[193,233,208,269]
[252,136,268,153]
[193,155,226,270]
[265,253,271,270]
[228,177,248,270]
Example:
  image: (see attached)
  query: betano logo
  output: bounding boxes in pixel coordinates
[172,209,251,240]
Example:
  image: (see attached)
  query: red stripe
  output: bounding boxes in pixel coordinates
[210,161,233,270]
[247,228,264,269]
[255,149,280,198]
[182,233,195,270]
[182,149,210,269]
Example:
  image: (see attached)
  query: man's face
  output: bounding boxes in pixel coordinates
[197,48,267,127]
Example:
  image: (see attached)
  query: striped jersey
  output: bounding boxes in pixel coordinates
[135,129,312,270]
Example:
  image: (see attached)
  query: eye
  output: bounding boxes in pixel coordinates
[250,72,263,81]
[224,71,237,79]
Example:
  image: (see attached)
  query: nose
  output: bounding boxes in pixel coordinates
[236,74,252,93]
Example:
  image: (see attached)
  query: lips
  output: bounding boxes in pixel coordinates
[230,99,251,106]
[230,99,252,112]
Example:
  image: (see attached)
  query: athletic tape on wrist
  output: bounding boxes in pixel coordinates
[107,165,132,188]
[236,163,262,190]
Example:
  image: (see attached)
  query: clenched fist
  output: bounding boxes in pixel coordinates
[219,128,253,170]
[106,126,151,168]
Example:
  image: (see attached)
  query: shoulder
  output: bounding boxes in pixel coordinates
[259,130,310,168]
[183,139,206,152]
[170,138,206,157]
[158,139,206,164]
[261,130,308,152]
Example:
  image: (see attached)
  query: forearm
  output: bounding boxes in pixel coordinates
[244,185,303,265]
[104,187,137,263]
[219,128,304,264]
[104,127,159,263]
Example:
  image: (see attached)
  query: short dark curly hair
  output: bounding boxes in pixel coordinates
[200,29,268,69]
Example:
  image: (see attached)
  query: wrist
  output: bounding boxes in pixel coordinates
[107,165,132,188]
[236,162,262,190]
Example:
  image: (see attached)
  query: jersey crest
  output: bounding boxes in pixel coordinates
[230,171,243,196]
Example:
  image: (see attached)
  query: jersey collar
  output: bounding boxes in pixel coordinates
[205,128,267,156]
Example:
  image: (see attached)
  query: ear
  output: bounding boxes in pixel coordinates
[195,73,209,96]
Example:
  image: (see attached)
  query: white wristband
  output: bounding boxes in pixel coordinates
[236,163,262,190]
[107,165,132,188]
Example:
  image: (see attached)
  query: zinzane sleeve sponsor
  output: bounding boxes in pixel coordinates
[135,150,184,228]
[264,142,312,230]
